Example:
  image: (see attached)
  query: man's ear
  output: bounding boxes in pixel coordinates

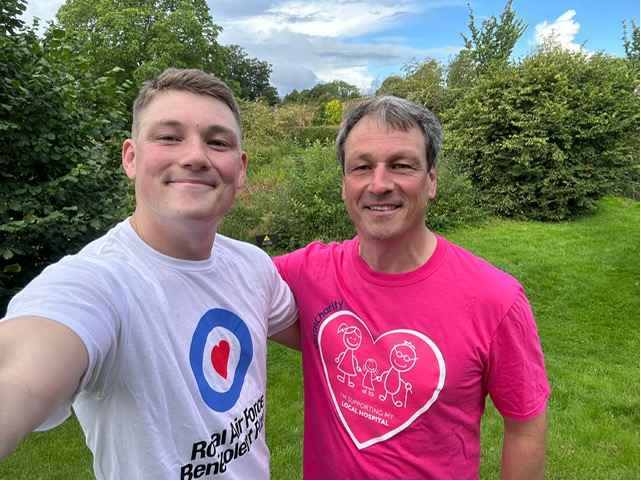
[425,163,437,200]
[237,151,248,189]
[122,139,136,180]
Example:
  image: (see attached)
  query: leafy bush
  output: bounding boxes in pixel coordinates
[443,46,640,221]
[271,141,355,250]
[323,100,343,125]
[0,4,130,311]
[427,157,488,232]
[239,99,291,144]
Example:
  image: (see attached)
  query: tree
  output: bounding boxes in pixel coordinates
[445,48,477,90]
[225,45,279,104]
[622,20,640,83]
[1,0,26,34]
[401,58,449,115]
[285,80,361,105]
[308,80,360,103]
[375,58,449,115]
[1,0,130,310]
[375,75,407,98]
[461,0,526,73]
[282,89,303,104]
[55,0,228,102]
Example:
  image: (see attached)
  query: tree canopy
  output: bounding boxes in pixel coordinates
[226,44,279,104]
[461,0,526,72]
[55,0,227,102]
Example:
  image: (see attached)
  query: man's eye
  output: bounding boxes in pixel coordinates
[159,135,178,141]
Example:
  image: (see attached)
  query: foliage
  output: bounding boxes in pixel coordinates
[445,48,477,90]
[0,0,26,34]
[55,0,228,104]
[0,0,130,311]
[311,102,328,125]
[271,141,355,251]
[274,102,317,129]
[226,45,279,104]
[461,0,527,72]
[291,126,341,147]
[323,99,343,125]
[224,140,485,253]
[375,74,407,97]
[622,20,640,83]
[238,99,291,145]
[238,101,336,147]
[443,45,640,221]
[427,158,487,232]
[443,48,478,111]
[402,58,449,115]
[375,58,449,115]
[282,80,360,105]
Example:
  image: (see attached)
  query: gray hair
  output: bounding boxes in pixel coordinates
[336,96,442,173]
[131,67,242,140]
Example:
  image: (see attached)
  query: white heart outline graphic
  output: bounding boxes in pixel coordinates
[318,310,446,449]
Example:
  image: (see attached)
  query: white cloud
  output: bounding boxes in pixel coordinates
[221,1,422,39]
[215,1,446,95]
[533,9,583,52]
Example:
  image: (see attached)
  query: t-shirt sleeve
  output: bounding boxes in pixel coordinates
[254,251,298,338]
[2,257,124,428]
[485,288,551,420]
[272,248,306,291]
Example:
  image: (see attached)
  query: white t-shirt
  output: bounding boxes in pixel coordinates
[3,219,298,479]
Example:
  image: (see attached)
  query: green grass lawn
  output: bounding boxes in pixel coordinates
[1,197,638,479]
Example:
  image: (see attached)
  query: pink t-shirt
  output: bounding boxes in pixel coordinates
[274,235,550,480]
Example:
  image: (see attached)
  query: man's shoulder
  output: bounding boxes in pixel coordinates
[280,237,354,259]
[438,235,522,287]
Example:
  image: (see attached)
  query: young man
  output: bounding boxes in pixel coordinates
[0,68,299,479]
[274,96,550,479]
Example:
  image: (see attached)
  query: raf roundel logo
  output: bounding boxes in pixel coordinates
[190,308,253,412]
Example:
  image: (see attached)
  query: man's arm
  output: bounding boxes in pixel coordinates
[269,320,301,351]
[501,409,548,479]
[0,316,88,460]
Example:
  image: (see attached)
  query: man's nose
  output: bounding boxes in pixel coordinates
[368,165,393,194]
[179,138,211,170]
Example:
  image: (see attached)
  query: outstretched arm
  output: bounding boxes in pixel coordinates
[501,409,548,479]
[0,316,88,460]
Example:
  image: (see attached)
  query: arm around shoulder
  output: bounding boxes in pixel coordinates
[0,316,88,460]
[269,320,301,351]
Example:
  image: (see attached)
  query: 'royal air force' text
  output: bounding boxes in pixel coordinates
[181,396,265,479]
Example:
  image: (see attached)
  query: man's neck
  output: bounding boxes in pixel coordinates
[129,214,217,261]
[357,229,437,274]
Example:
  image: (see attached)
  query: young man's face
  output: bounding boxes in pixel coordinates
[341,116,436,246]
[122,90,247,228]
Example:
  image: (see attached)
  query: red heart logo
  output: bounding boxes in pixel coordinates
[319,311,445,449]
[211,340,230,379]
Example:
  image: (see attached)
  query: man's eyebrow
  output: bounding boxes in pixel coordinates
[148,119,239,137]
[148,119,183,129]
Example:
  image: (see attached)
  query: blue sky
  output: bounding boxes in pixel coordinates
[21,0,640,96]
